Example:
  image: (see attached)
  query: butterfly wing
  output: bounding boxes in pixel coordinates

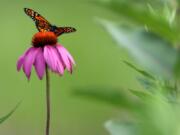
[24,8,77,36]
[24,8,52,32]
[53,27,76,36]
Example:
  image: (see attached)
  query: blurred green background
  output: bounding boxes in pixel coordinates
[0,0,140,135]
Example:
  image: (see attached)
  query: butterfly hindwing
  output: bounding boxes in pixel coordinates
[54,27,76,36]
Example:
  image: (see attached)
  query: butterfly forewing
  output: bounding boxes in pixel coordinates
[24,8,52,32]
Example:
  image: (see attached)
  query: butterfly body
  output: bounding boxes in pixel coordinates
[24,8,76,36]
[50,25,58,31]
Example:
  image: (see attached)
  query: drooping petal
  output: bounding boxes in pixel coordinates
[50,46,64,74]
[68,58,73,74]
[61,45,76,65]
[17,55,25,71]
[44,45,64,75]
[16,47,34,71]
[34,48,45,80]
[56,45,71,72]
[44,46,55,70]
[23,47,39,79]
[56,44,75,73]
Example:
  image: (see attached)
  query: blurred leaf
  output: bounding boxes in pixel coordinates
[174,50,180,79]
[163,4,176,25]
[123,60,155,80]
[136,77,156,90]
[137,95,180,135]
[129,89,154,100]
[0,102,20,124]
[104,93,180,135]
[96,0,180,44]
[72,87,136,109]
[97,19,178,79]
[105,120,137,135]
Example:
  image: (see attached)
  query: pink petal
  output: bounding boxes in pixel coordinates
[44,46,64,75]
[68,58,73,74]
[44,46,55,70]
[56,45,71,72]
[17,47,34,71]
[56,44,75,73]
[23,47,39,79]
[17,55,25,71]
[61,45,76,65]
[50,47,64,74]
[34,48,45,80]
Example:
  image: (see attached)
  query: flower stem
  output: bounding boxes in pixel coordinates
[45,65,50,135]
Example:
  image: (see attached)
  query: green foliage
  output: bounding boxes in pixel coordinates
[129,89,153,100]
[73,87,136,110]
[73,1,180,135]
[123,61,155,80]
[0,102,20,124]
[95,0,180,44]
[174,49,180,79]
[105,120,137,135]
[104,93,180,135]
[96,18,178,79]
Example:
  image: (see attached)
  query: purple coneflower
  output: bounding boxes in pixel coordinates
[17,31,75,135]
[17,31,75,80]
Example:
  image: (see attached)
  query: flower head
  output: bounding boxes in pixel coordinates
[32,32,58,47]
[17,32,75,80]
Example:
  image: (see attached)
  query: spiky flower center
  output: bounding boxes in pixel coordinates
[32,32,57,47]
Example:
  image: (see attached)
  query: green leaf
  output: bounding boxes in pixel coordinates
[123,61,155,80]
[174,51,180,79]
[0,102,21,124]
[72,87,136,109]
[136,77,156,90]
[129,89,154,100]
[97,19,178,79]
[105,120,137,135]
[96,0,180,44]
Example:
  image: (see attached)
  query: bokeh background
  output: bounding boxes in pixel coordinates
[0,0,140,135]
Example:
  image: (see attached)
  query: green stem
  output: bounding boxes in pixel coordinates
[45,65,50,135]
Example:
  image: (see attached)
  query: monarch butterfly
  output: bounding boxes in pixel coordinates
[24,8,76,36]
